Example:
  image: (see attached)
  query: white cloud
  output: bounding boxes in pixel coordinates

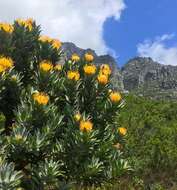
[137,34,177,66]
[0,0,125,54]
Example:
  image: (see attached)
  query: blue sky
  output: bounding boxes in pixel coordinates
[104,0,177,66]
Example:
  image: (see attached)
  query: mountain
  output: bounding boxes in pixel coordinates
[61,42,124,91]
[122,57,177,99]
[61,42,177,99]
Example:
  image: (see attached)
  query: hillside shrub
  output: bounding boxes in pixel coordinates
[118,95,177,186]
[0,19,130,190]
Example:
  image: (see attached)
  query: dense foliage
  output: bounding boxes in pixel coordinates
[118,95,177,189]
[0,19,129,190]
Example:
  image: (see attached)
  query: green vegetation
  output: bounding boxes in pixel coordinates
[0,19,129,190]
[118,95,177,189]
[75,95,177,189]
[0,19,177,190]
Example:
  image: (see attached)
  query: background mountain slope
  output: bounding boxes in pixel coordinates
[62,42,177,99]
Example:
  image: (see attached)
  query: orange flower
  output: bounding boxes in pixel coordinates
[25,18,33,31]
[0,56,14,73]
[33,92,49,105]
[97,74,108,85]
[0,23,14,33]
[67,71,80,81]
[39,36,62,49]
[118,127,127,136]
[100,64,111,76]
[15,18,33,31]
[83,64,96,75]
[0,65,5,73]
[52,39,62,50]
[39,60,53,72]
[84,53,94,62]
[109,92,121,103]
[71,54,80,62]
[16,18,26,26]
[39,35,53,43]
[79,120,93,132]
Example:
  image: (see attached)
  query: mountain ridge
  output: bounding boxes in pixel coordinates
[61,42,177,99]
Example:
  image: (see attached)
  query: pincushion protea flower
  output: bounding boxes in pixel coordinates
[33,92,50,105]
[15,18,34,31]
[38,35,53,43]
[67,70,80,81]
[83,64,96,75]
[39,60,53,72]
[118,127,127,136]
[0,23,14,33]
[0,56,13,73]
[52,39,62,50]
[79,120,93,132]
[71,54,80,62]
[97,74,108,85]
[100,64,111,76]
[84,53,94,62]
[109,92,121,103]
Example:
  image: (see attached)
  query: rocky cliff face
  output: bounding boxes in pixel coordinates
[62,42,177,99]
[122,57,177,99]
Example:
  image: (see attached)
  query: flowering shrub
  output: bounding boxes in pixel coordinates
[0,19,129,190]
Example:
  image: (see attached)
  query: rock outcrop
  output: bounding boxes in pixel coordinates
[122,57,177,99]
[62,42,177,99]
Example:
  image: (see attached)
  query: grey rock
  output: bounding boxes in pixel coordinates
[122,57,177,99]
[61,42,177,99]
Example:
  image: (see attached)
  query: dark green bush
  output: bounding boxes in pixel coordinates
[118,95,177,182]
[0,19,129,190]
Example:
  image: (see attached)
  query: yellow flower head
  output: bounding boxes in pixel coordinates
[109,92,121,103]
[54,64,62,71]
[71,54,80,62]
[74,113,81,122]
[0,23,14,33]
[83,64,96,75]
[24,18,34,31]
[97,74,108,85]
[16,18,26,26]
[0,65,5,73]
[15,18,33,31]
[39,35,53,43]
[33,92,49,105]
[0,56,14,73]
[67,70,80,81]
[80,120,93,132]
[84,53,94,62]
[52,39,62,50]
[100,64,111,76]
[26,18,33,25]
[118,127,127,136]
[39,60,53,72]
